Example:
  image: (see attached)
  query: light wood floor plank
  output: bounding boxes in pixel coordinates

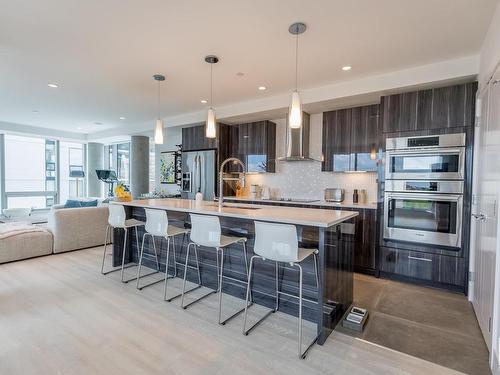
[0,247,464,375]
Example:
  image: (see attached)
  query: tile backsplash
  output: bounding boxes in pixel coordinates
[244,114,378,204]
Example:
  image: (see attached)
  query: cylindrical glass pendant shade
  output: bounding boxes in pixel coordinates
[206,107,216,138]
[154,119,164,144]
[289,90,302,129]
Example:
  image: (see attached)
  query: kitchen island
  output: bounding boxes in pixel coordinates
[112,199,358,345]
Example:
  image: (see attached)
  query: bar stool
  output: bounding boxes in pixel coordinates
[242,221,319,359]
[101,204,145,283]
[180,213,251,325]
[136,208,190,294]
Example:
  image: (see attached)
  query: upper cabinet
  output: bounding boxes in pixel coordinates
[214,120,276,173]
[322,104,380,172]
[237,121,276,173]
[382,82,477,133]
[181,124,218,151]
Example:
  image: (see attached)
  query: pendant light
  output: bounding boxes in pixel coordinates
[288,22,306,129]
[153,74,165,144]
[205,55,219,138]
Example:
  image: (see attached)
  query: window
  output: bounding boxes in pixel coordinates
[117,143,130,185]
[60,142,85,202]
[4,135,57,209]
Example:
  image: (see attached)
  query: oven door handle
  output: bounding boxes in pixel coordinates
[385,193,463,202]
[386,148,464,157]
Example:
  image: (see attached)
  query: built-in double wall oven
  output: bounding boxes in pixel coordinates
[384,133,466,248]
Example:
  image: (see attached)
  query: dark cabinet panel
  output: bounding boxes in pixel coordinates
[181,124,218,151]
[322,104,379,172]
[379,247,465,287]
[382,91,418,132]
[220,121,276,173]
[383,82,477,133]
[322,109,352,172]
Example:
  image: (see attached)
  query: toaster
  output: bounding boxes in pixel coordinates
[324,188,345,202]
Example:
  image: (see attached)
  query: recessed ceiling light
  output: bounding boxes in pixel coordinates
[119,116,126,120]
[200,99,208,104]
[342,66,352,71]
[77,127,82,130]
[93,121,103,125]
[47,83,58,88]
[258,86,267,91]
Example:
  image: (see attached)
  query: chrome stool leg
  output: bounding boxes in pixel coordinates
[101,225,135,275]
[101,225,110,274]
[243,256,276,335]
[294,262,318,359]
[180,243,215,308]
[120,228,128,282]
[165,239,201,302]
[135,233,164,290]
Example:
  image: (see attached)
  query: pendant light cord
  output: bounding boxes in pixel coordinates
[157,80,161,120]
[295,30,299,91]
[210,63,214,107]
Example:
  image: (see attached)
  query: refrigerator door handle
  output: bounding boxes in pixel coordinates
[198,154,203,194]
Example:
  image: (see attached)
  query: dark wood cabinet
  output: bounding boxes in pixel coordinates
[223,198,377,275]
[223,121,276,173]
[379,247,466,288]
[382,82,477,133]
[322,104,380,172]
[181,123,218,151]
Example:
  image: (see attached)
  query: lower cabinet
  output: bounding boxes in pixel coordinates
[224,199,377,275]
[379,246,466,288]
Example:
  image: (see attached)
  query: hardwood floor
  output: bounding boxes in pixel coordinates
[0,247,464,375]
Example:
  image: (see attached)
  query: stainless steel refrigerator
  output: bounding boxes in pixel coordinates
[180,150,216,200]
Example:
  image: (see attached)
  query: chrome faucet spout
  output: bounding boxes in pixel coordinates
[219,158,245,209]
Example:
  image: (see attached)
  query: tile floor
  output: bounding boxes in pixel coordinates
[340,274,491,375]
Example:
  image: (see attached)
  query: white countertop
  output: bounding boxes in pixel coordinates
[222,196,378,210]
[116,198,358,228]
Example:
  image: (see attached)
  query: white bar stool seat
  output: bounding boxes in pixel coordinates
[242,221,319,359]
[101,204,145,283]
[136,208,190,295]
[180,213,251,325]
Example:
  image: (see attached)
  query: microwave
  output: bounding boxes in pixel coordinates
[385,134,466,180]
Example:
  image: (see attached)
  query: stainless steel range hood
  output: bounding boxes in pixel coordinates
[279,111,316,161]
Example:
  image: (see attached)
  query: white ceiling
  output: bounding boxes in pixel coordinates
[0,0,497,137]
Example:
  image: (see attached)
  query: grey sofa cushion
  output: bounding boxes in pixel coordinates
[47,206,109,253]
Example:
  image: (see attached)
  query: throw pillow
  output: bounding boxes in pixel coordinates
[64,200,82,208]
[79,200,98,207]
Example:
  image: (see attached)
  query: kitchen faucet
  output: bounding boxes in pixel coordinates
[219,157,245,209]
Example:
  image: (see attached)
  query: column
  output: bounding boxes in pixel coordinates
[130,135,149,198]
[87,142,104,197]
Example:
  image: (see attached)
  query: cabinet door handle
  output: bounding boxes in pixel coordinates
[408,255,432,262]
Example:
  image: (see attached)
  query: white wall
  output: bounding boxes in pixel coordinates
[474,1,500,372]
[479,1,500,88]
[245,113,378,204]
[154,126,182,195]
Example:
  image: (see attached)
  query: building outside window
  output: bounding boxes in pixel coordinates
[59,142,85,203]
[117,143,130,186]
[4,135,57,209]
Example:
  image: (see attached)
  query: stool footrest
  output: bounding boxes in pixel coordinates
[102,263,136,275]
[243,306,276,336]
[182,289,217,309]
[300,335,319,359]
[165,285,202,302]
[220,303,252,325]
[138,275,173,290]
[122,270,159,284]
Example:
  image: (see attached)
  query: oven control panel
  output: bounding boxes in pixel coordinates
[385,180,463,194]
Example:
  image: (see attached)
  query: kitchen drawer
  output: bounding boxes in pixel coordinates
[379,247,466,287]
